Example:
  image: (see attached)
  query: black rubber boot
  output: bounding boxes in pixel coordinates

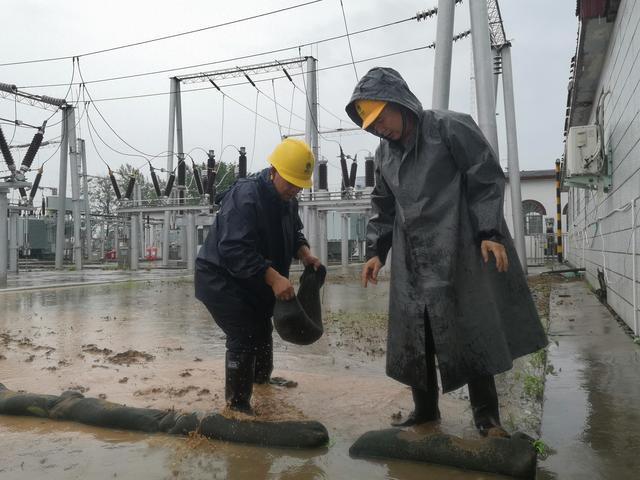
[468,375,510,438]
[392,386,440,427]
[225,351,255,414]
[254,339,274,384]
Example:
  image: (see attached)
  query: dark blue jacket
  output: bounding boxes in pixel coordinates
[195,168,308,319]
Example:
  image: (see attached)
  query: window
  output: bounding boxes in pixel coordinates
[522,200,546,235]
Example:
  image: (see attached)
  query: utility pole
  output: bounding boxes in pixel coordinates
[55,107,71,269]
[68,109,82,270]
[432,0,456,109]
[305,57,319,191]
[79,139,91,260]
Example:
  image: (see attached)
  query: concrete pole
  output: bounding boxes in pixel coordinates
[501,46,527,273]
[341,213,349,267]
[162,210,170,266]
[80,139,92,260]
[166,78,177,179]
[130,214,139,271]
[55,107,70,269]
[0,189,7,288]
[9,210,18,272]
[68,110,82,270]
[186,212,196,272]
[469,0,500,156]
[432,0,456,110]
[304,57,319,191]
[318,210,328,266]
[493,48,501,103]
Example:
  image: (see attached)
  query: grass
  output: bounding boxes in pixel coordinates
[523,374,544,401]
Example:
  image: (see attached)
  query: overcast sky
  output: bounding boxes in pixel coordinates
[1,0,578,201]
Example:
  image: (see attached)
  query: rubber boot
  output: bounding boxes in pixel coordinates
[254,339,274,384]
[392,386,441,427]
[468,375,510,438]
[225,351,255,415]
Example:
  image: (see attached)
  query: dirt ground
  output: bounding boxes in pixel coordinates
[0,271,554,479]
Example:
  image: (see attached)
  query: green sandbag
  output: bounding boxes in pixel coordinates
[0,384,328,449]
[349,428,537,479]
[273,265,326,345]
[199,413,328,448]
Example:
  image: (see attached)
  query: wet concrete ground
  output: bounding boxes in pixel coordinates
[536,281,640,479]
[0,270,516,480]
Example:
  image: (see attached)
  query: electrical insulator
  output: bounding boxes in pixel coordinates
[18,187,27,200]
[164,172,176,197]
[30,168,43,200]
[124,175,136,200]
[150,166,162,197]
[0,125,16,172]
[365,156,375,187]
[177,155,186,187]
[238,147,247,178]
[202,175,209,198]
[349,158,358,188]
[339,147,350,190]
[20,121,46,174]
[109,169,122,200]
[41,197,46,215]
[318,162,328,191]
[193,162,204,195]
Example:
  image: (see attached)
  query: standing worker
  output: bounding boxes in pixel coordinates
[195,138,322,415]
[346,67,547,437]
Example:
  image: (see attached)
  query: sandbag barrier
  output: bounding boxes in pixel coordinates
[349,428,537,479]
[0,384,329,449]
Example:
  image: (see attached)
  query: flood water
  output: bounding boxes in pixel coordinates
[1,277,510,479]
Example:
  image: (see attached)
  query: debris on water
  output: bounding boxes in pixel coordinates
[118,377,129,384]
[107,350,155,365]
[82,344,113,355]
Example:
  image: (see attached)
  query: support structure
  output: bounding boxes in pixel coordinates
[432,0,456,109]
[304,57,319,191]
[55,107,71,269]
[469,0,500,154]
[130,214,139,271]
[501,46,527,272]
[9,210,18,272]
[0,189,7,288]
[80,139,91,260]
[68,109,82,270]
[186,212,196,271]
[341,213,349,268]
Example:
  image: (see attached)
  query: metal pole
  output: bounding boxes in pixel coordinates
[130,214,139,270]
[469,0,500,155]
[555,159,563,263]
[68,110,82,270]
[493,48,501,103]
[9,210,18,272]
[166,78,177,179]
[55,107,70,269]
[304,57,319,190]
[318,210,328,266]
[162,210,170,266]
[341,213,349,267]
[0,189,7,287]
[432,0,456,110]
[175,80,187,262]
[501,46,527,273]
[187,212,196,272]
[136,182,144,258]
[80,139,92,260]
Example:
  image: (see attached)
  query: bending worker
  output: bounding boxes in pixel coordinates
[346,67,547,437]
[195,138,322,414]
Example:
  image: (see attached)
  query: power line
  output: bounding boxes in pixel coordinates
[338,0,358,81]
[0,1,324,67]
[18,15,417,90]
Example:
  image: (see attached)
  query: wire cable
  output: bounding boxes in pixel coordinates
[1,1,324,67]
[338,0,358,81]
[271,79,283,138]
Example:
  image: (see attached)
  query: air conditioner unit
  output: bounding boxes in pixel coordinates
[566,125,603,177]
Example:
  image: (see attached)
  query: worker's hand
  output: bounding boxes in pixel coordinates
[481,240,509,272]
[301,253,323,271]
[362,256,383,287]
[271,275,295,301]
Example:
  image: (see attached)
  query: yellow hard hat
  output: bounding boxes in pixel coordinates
[268,138,315,188]
[355,99,387,129]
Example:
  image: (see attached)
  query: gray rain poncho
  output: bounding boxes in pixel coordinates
[346,67,547,392]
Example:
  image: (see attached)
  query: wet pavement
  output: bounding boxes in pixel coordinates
[0,271,511,480]
[536,281,640,479]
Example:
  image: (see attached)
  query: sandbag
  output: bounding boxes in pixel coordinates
[199,413,329,448]
[349,428,537,479]
[273,265,326,345]
[0,384,328,448]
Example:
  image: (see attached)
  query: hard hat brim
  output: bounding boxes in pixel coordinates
[360,101,386,129]
[276,168,312,188]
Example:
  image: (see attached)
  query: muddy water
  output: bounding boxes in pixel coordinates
[1,279,508,479]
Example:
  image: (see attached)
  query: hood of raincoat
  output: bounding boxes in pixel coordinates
[345,67,423,128]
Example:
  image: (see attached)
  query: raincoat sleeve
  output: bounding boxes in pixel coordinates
[216,184,272,279]
[366,147,396,264]
[293,201,309,259]
[442,112,506,243]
